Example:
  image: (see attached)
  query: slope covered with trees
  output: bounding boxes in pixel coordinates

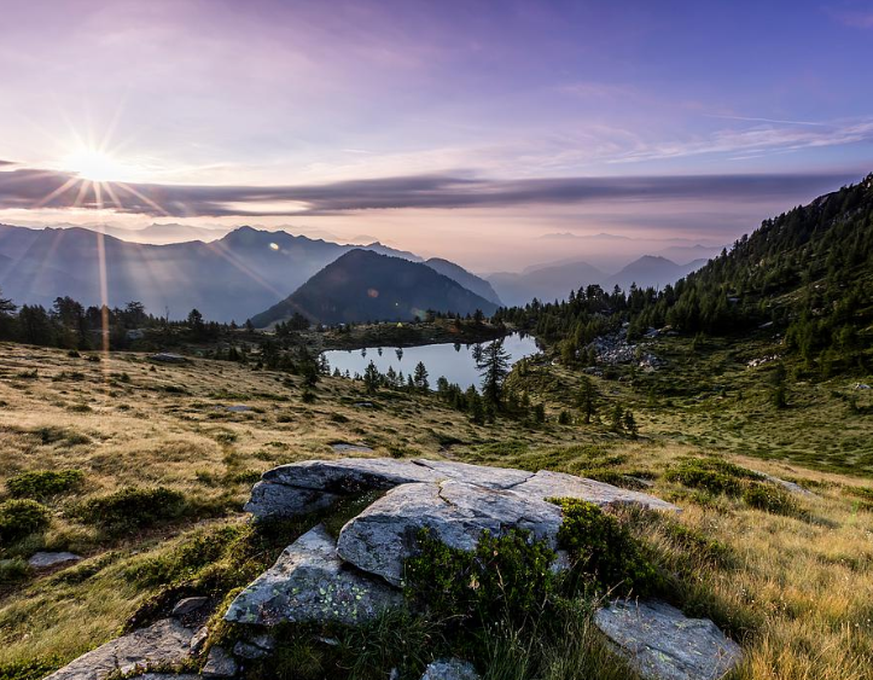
[496,174,873,374]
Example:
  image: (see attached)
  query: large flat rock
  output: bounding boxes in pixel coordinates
[594,600,742,680]
[336,481,564,586]
[45,619,195,680]
[225,524,402,626]
[513,470,680,512]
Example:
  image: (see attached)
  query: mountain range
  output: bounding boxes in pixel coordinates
[251,249,498,327]
[0,224,486,323]
[486,255,708,306]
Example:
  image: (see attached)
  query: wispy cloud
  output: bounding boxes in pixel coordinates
[0,167,859,218]
[829,8,873,28]
[610,118,873,163]
[704,114,828,127]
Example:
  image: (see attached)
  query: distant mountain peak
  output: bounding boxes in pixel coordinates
[251,249,497,327]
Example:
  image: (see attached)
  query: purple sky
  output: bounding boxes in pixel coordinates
[0,0,871,270]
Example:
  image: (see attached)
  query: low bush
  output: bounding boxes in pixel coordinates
[6,469,85,500]
[0,657,63,680]
[665,457,764,497]
[0,558,31,586]
[75,487,187,533]
[742,483,797,516]
[124,524,245,587]
[0,499,51,545]
[404,528,556,626]
[553,498,661,597]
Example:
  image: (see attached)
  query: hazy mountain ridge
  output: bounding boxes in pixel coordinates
[0,224,485,323]
[251,249,498,327]
[424,257,502,305]
[486,255,709,307]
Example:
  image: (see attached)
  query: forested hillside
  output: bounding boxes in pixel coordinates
[496,174,873,374]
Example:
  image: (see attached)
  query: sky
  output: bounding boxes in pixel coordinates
[0,0,871,270]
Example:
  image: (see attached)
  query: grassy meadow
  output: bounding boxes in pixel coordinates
[0,340,872,680]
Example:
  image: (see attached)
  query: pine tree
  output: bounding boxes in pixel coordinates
[478,338,511,407]
[364,361,381,395]
[577,376,597,424]
[623,410,638,438]
[610,403,625,433]
[413,361,430,392]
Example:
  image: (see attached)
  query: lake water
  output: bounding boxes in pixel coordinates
[322,333,540,391]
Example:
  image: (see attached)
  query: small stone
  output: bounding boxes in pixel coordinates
[172,596,210,618]
[28,552,82,569]
[189,626,209,656]
[201,646,237,678]
[594,600,743,680]
[232,641,269,660]
[420,659,480,680]
[247,632,275,651]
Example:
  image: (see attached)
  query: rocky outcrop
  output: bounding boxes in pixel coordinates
[45,619,197,680]
[336,480,565,586]
[245,458,678,520]
[420,658,480,680]
[225,524,402,625]
[27,551,82,569]
[594,600,743,680]
[512,470,678,511]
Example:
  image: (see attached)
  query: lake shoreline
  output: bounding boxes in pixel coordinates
[316,319,511,352]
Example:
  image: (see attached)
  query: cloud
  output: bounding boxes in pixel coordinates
[0,166,862,218]
[610,119,873,164]
[830,8,873,28]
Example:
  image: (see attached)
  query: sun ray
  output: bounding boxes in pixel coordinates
[33,176,81,208]
[114,181,170,216]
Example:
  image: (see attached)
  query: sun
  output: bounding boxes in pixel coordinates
[62,147,128,182]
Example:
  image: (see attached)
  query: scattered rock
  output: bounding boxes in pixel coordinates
[594,600,743,680]
[27,551,82,569]
[225,524,402,626]
[172,596,210,618]
[331,443,375,453]
[420,658,480,680]
[337,480,565,586]
[201,646,237,678]
[233,641,269,660]
[149,353,188,364]
[759,473,816,498]
[190,626,209,656]
[45,619,196,680]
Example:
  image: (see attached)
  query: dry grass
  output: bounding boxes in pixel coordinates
[1,342,872,679]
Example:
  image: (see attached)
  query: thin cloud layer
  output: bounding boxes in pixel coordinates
[0,167,859,218]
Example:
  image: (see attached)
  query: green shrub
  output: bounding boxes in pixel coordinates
[6,469,85,500]
[404,528,556,626]
[553,498,661,597]
[664,457,762,497]
[76,487,186,533]
[742,483,797,516]
[0,499,51,545]
[0,558,31,586]
[0,657,63,680]
[124,525,244,587]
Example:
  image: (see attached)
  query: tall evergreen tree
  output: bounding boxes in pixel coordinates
[477,339,511,407]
